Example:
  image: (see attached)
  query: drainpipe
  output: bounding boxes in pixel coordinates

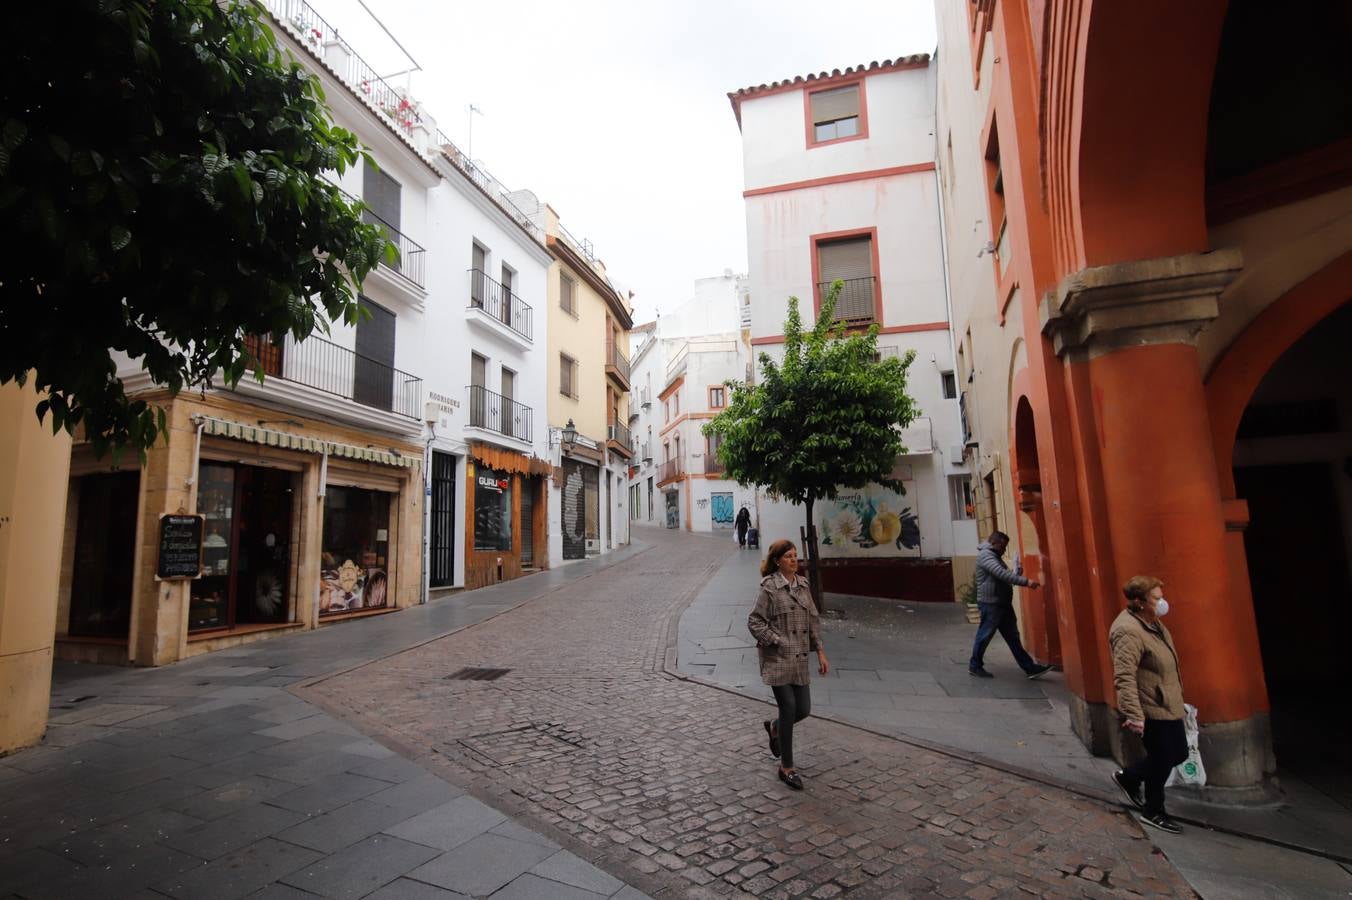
[421,428,434,605]
[185,419,206,498]
[314,447,328,630]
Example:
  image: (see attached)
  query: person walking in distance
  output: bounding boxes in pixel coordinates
[1109,575,1189,834]
[747,539,829,790]
[968,531,1052,679]
[735,506,752,548]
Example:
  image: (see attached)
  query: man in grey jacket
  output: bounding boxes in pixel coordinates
[968,531,1052,679]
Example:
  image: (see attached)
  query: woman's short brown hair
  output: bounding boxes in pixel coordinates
[761,539,796,577]
[1123,575,1164,607]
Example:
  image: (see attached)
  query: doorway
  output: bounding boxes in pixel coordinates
[68,472,140,637]
[1233,302,1351,807]
[430,451,456,587]
[711,492,734,529]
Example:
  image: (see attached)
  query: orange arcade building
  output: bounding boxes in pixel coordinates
[934,0,1352,795]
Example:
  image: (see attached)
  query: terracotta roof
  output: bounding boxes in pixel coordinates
[632,320,657,333]
[728,54,931,126]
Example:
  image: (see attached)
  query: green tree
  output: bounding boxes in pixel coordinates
[0,0,391,458]
[703,286,919,609]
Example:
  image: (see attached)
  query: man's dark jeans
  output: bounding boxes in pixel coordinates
[969,603,1038,673]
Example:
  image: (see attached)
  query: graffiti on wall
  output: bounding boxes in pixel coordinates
[818,482,920,557]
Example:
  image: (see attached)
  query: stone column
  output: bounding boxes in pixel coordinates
[1043,250,1275,792]
[0,383,72,753]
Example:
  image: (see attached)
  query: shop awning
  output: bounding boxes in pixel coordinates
[193,415,420,469]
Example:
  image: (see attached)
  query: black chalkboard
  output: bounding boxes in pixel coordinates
[156,514,204,580]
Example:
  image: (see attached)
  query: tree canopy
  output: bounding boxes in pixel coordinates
[1,0,390,457]
[703,286,919,604]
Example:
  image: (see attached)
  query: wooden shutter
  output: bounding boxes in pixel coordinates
[818,237,875,322]
[810,85,859,125]
[362,160,401,232]
[561,274,575,314]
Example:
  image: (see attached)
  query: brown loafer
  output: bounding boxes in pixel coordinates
[764,720,780,758]
[778,768,803,790]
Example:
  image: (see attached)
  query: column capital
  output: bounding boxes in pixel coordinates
[1041,249,1243,359]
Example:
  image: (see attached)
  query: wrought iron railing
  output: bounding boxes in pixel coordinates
[607,421,632,453]
[467,385,532,443]
[704,455,726,475]
[657,457,684,484]
[606,341,631,386]
[263,0,424,137]
[816,275,877,324]
[960,392,973,445]
[433,136,545,241]
[468,269,534,340]
[325,180,426,289]
[641,442,652,462]
[558,221,595,262]
[243,334,421,419]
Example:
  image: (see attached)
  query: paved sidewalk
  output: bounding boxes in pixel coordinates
[676,535,1352,898]
[305,526,1195,898]
[0,547,653,900]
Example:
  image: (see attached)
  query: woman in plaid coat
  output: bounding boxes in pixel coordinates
[748,539,829,790]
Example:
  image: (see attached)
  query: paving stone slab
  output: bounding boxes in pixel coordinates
[405,833,556,896]
[152,837,321,900]
[276,798,413,853]
[364,773,465,816]
[490,873,611,900]
[280,833,440,899]
[384,793,507,851]
[162,801,306,860]
[363,877,470,899]
[529,849,626,895]
[264,770,389,815]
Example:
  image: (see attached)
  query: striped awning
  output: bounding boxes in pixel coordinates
[194,415,420,469]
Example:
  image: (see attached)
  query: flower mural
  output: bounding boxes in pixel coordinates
[818,482,921,557]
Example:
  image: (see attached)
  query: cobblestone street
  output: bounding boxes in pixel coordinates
[304,529,1195,898]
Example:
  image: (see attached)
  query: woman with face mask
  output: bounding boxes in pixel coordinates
[1108,575,1188,834]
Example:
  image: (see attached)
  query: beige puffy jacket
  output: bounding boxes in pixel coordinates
[1108,608,1186,722]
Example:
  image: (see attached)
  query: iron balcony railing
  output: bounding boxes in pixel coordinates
[326,180,426,289]
[657,457,684,484]
[960,392,973,445]
[244,334,422,419]
[816,275,877,324]
[468,269,534,341]
[704,454,726,476]
[606,341,631,386]
[641,442,652,462]
[607,421,632,453]
[264,0,424,138]
[468,385,532,443]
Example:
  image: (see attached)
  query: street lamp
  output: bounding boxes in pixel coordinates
[561,419,577,453]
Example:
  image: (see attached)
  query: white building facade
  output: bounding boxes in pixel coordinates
[731,57,975,600]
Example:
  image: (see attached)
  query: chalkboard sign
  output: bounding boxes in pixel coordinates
[156,514,204,580]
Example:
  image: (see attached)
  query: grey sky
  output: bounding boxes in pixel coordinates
[305,0,937,323]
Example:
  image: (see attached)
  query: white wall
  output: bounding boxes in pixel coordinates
[740,66,937,192]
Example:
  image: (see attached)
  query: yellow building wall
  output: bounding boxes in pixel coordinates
[0,382,72,754]
[546,258,609,443]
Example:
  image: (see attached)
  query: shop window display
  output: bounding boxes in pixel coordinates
[320,486,392,615]
[473,467,513,551]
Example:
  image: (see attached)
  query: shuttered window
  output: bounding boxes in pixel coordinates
[817,236,876,323]
[560,273,576,316]
[362,160,401,233]
[810,84,861,143]
[560,354,577,398]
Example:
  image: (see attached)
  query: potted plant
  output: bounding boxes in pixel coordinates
[959,578,980,624]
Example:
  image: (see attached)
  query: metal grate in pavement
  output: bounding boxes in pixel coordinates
[444,667,512,681]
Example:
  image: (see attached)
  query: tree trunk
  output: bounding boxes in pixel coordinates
[803,496,825,613]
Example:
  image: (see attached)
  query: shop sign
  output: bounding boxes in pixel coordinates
[156,514,204,579]
[477,474,510,493]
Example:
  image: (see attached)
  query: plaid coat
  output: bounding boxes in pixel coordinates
[748,572,822,686]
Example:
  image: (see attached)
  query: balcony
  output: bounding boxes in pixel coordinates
[641,442,653,463]
[960,392,975,446]
[467,385,533,444]
[656,457,684,486]
[327,181,427,291]
[468,269,534,343]
[704,455,726,476]
[816,275,877,325]
[640,387,652,408]
[239,334,422,423]
[607,421,633,458]
[605,341,631,391]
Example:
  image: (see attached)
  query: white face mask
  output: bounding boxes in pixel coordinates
[1154,597,1170,617]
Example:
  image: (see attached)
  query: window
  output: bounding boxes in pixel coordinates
[941,371,958,399]
[949,475,975,521]
[706,432,724,455]
[471,243,487,306]
[473,467,513,551]
[362,160,401,233]
[808,83,863,144]
[672,390,680,416]
[816,234,876,324]
[560,273,576,316]
[709,386,725,409]
[319,485,391,617]
[560,354,578,399]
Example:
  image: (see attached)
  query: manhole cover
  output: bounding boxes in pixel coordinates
[444,667,511,681]
[450,722,582,768]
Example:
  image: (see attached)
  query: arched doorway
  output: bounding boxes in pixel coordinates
[1011,396,1061,665]
[1232,301,1352,794]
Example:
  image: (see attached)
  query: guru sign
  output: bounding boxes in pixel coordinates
[477,475,509,493]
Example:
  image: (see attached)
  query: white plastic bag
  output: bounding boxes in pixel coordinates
[1165,703,1206,787]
